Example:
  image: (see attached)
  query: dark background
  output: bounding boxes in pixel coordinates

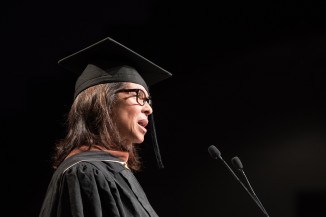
[2,1,326,217]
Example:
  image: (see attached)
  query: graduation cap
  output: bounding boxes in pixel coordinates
[58,36,172,169]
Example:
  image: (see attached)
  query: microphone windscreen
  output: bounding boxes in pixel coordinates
[231,156,243,169]
[208,145,221,159]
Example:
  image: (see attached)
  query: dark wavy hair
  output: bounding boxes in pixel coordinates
[52,82,142,171]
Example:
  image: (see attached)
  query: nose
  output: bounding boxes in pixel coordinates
[142,102,153,115]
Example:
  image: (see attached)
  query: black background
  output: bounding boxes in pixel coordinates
[2,1,326,217]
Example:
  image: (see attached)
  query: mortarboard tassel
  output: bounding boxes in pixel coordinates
[149,113,164,169]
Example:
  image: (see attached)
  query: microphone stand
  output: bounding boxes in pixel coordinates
[231,156,270,216]
[220,156,270,217]
[208,145,270,217]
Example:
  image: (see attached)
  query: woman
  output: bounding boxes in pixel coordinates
[39,37,172,217]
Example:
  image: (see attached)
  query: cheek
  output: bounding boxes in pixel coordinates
[115,106,138,133]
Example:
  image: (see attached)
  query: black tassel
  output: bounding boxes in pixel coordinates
[149,113,164,169]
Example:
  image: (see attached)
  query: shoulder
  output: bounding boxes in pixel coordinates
[62,160,116,183]
[59,160,129,194]
[56,151,125,177]
[53,151,127,187]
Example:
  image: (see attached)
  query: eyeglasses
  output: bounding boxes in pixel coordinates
[115,88,152,106]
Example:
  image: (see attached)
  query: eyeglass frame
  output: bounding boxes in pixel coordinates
[115,88,152,106]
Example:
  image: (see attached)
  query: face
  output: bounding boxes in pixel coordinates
[114,82,153,145]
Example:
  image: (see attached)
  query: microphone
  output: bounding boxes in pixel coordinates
[208,145,270,217]
[231,156,269,216]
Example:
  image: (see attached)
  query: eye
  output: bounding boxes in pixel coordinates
[126,90,138,98]
[137,89,146,100]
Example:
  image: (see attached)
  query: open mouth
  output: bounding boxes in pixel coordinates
[138,119,148,128]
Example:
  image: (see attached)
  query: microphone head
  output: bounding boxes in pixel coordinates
[208,145,221,159]
[231,156,243,169]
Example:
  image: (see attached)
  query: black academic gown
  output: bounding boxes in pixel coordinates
[39,151,159,217]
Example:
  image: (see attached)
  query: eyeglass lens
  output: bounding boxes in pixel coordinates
[137,89,151,106]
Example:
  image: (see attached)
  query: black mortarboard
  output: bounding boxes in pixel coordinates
[58,37,172,98]
[58,36,172,169]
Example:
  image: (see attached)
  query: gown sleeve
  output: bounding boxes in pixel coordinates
[39,155,157,217]
[56,161,123,217]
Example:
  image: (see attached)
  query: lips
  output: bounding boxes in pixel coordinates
[138,119,148,128]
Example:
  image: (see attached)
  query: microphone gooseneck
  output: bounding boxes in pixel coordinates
[207,145,270,217]
[231,156,270,216]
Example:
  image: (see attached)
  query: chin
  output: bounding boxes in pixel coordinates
[136,138,145,144]
[134,136,145,144]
